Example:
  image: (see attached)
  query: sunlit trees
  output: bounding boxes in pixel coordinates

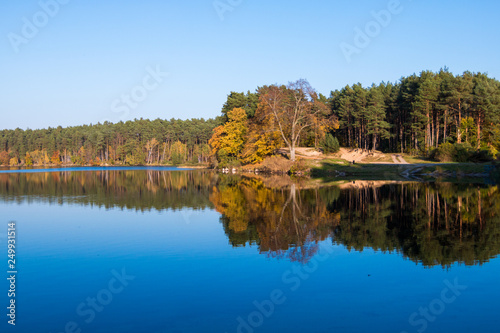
[0,151,9,165]
[170,141,187,165]
[330,70,500,156]
[472,73,500,150]
[210,80,337,165]
[240,105,283,164]
[125,146,145,166]
[258,80,336,161]
[209,107,248,165]
[332,85,355,147]
[366,84,391,150]
[209,80,338,164]
[2,70,500,166]
[0,118,219,166]
[221,91,259,118]
[413,71,440,151]
[25,152,33,166]
[308,93,338,149]
[145,138,159,164]
[50,151,61,165]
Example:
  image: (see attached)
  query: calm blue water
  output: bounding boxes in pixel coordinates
[1,169,499,333]
[0,166,191,174]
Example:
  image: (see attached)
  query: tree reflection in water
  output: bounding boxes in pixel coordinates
[211,176,340,263]
[213,176,500,267]
[1,170,500,267]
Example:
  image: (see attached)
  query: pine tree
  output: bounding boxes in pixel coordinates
[366,84,391,151]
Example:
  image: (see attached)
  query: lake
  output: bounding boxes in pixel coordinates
[1,168,499,333]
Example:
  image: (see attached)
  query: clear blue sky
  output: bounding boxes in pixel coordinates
[1,0,499,130]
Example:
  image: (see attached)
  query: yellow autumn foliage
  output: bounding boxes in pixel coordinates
[209,108,248,162]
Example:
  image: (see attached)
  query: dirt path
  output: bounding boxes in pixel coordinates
[278,147,412,165]
[397,155,409,164]
[391,154,409,164]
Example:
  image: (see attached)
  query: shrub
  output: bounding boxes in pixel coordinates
[260,155,293,173]
[125,149,145,165]
[321,134,340,154]
[171,151,183,165]
[71,155,86,165]
[432,142,454,162]
[216,148,241,168]
[432,142,490,163]
[90,157,102,166]
[469,148,495,163]
[453,143,473,162]
[216,148,229,166]
[25,153,33,166]
[290,158,310,175]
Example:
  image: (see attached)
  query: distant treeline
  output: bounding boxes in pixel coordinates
[0,118,221,166]
[1,69,500,166]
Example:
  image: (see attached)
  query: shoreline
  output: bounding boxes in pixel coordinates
[1,162,498,183]
[0,163,210,169]
[309,162,499,182]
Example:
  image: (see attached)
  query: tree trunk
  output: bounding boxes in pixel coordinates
[314,119,318,149]
[457,101,462,143]
[443,109,447,143]
[400,120,403,154]
[348,126,351,147]
[426,101,430,150]
[435,119,439,148]
[162,140,167,162]
[431,110,435,147]
[477,113,481,149]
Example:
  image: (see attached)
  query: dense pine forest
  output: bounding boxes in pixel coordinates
[1,69,500,166]
[330,69,500,155]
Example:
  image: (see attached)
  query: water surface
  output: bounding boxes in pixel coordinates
[1,169,499,332]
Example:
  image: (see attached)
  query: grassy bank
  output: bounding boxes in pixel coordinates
[311,159,499,182]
